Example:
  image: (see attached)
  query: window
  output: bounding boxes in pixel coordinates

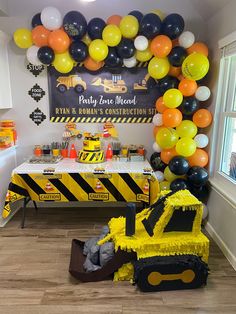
[211,33,236,203]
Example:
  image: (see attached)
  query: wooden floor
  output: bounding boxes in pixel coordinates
[0,206,236,314]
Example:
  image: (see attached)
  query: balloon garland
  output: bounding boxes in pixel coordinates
[13,7,212,201]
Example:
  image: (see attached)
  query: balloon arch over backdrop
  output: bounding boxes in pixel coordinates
[13,7,212,205]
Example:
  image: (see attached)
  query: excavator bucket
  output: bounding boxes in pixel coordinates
[91,77,102,86]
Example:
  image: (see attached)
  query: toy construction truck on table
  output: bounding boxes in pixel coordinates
[69,190,209,292]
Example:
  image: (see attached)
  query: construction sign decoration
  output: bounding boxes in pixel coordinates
[48,65,160,123]
[28,84,46,102]
[27,63,45,77]
[29,107,46,126]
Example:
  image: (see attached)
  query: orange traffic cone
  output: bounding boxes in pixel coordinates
[106,143,113,160]
[69,144,77,158]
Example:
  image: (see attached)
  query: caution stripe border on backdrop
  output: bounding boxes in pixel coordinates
[50,116,153,123]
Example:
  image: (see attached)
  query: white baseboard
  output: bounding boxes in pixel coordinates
[205,221,236,270]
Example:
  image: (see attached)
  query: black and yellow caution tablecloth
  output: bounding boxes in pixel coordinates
[3,160,159,219]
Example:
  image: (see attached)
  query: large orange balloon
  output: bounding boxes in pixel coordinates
[188,148,209,167]
[107,15,122,26]
[193,109,212,128]
[178,78,198,96]
[163,108,182,128]
[168,65,181,77]
[84,57,104,71]
[161,147,178,164]
[187,42,209,57]
[32,25,50,47]
[155,96,168,113]
[153,125,165,138]
[150,35,172,58]
[48,29,70,53]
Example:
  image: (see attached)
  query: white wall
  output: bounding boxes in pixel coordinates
[0,0,8,16]
[0,1,207,166]
[206,0,236,269]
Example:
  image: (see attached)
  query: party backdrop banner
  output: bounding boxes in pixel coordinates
[48,65,159,123]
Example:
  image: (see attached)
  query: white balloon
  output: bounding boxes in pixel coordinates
[178,31,195,48]
[194,134,209,148]
[155,171,164,182]
[202,203,209,220]
[153,142,162,153]
[195,86,211,101]
[26,45,41,65]
[152,113,163,126]
[41,7,62,31]
[123,56,137,68]
[134,35,149,51]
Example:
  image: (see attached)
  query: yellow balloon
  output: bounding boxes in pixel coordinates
[119,15,139,39]
[156,127,179,149]
[53,51,74,73]
[148,57,170,79]
[176,137,197,157]
[176,120,198,138]
[163,88,183,108]
[164,166,181,182]
[159,181,170,191]
[82,33,91,46]
[182,53,209,81]
[89,39,108,62]
[13,28,32,49]
[151,9,165,20]
[102,25,122,47]
[136,46,153,62]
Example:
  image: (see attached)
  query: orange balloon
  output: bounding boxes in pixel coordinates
[150,35,172,58]
[163,108,182,128]
[48,29,70,53]
[187,42,209,57]
[153,125,165,138]
[168,66,181,77]
[178,74,185,81]
[32,25,50,47]
[155,96,168,113]
[107,15,122,26]
[178,78,198,97]
[84,57,104,71]
[188,148,209,167]
[193,109,212,128]
[172,38,179,48]
[161,147,178,164]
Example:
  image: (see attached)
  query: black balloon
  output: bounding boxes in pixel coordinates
[69,41,88,62]
[87,17,106,40]
[63,11,87,40]
[189,184,210,203]
[157,76,179,95]
[128,10,143,23]
[150,152,166,172]
[105,48,122,67]
[37,46,55,65]
[162,13,185,39]
[31,13,42,28]
[169,156,190,175]
[168,46,187,67]
[170,178,189,191]
[180,97,199,116]
[140,13,162,39]
[116,38,135,58]
[187,166,209,187]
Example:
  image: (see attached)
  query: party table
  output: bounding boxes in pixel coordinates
[3,159,159,227]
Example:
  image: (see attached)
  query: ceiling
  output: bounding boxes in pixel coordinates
[3,0,233,20]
